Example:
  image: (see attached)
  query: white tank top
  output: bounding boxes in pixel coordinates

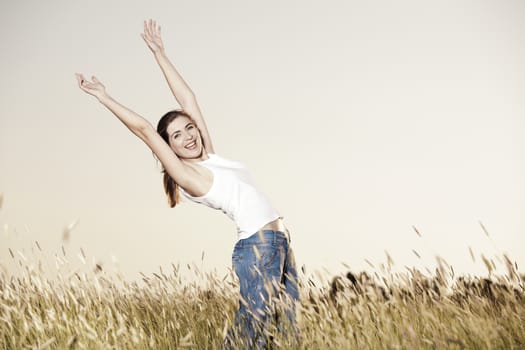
[179,153,281,240]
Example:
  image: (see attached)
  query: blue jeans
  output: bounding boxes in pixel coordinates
[223,230,299,349]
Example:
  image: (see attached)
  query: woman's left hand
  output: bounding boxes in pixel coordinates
[75,73,107,101]
[141,19,165,54]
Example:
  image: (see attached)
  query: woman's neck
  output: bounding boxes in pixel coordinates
[182,150,209,163]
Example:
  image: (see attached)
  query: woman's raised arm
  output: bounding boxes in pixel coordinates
[141,19,215,154]
[74,73,202,192]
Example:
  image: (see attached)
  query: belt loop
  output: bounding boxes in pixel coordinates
[258,229,265,244]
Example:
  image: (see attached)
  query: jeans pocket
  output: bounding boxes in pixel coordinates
[261,250,278,270]
[256,244,283,272]
[232,253,242,263]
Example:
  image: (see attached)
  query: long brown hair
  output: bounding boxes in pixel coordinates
[156,109,194,208]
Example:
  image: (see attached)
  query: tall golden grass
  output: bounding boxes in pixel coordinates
[1,244,523,350]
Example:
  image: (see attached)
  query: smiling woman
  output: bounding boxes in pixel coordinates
[75,19,299,349]
[155,109,212,202]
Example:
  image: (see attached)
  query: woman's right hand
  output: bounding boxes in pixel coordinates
[75,73,107,100]
[141,19,165,54]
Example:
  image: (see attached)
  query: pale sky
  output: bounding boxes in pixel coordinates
[1,0,523,282]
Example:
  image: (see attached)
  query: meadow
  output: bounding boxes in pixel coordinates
[1,243,524,350]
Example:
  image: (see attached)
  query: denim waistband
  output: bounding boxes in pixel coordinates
[235,229,290,248]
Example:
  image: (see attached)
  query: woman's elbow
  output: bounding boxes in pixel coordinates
[180,92,197,109]
[134,121,156,140]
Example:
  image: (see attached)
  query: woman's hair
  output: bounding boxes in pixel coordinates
[156,109,194,208]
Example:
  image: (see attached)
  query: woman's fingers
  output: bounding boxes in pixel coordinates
[150,20,159,35]
[75,73,103,95]
[142,22,147,38]
[144,19,160,37]
[153,21,161,36]
[141,19,164,52]
[143,20,150,39]
[144,19,151,37]
[75,73,92,94]
[75,73,86,87]
[143,20,156,41]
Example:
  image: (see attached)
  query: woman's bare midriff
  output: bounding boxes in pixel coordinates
[260,217,286,232]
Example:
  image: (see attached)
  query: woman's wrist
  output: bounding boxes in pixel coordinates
[153,49,167,60]
[97,92,112,105]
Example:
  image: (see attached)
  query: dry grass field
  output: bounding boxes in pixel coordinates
[1,245,524,350]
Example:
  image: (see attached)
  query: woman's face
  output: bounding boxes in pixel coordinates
[165,116,203,159]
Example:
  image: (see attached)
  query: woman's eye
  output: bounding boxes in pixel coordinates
[187,125,194,130]
[173,134,180,139]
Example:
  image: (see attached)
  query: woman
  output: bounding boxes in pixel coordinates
[76,20,299,349]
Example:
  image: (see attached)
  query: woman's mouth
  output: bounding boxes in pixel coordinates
[185,141,197,150]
